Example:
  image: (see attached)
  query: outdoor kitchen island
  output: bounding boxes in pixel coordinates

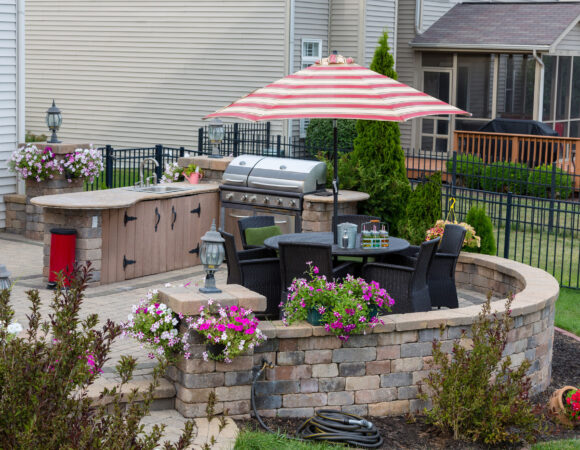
[31,182,219,286]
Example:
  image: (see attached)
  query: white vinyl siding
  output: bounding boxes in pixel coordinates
[0,0,19,228]
[420,0,457,32]
[329,0,361,61]
[364,0,397,68]
[25,1,287,148]
[555,22,580,55]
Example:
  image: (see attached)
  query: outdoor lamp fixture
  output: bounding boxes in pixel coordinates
[0,265,11,291]
[46,100,63,144]
[207,118,224,159]
[199,219,225,294]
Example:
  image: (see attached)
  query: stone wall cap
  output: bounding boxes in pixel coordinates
[19,142,91,155]
[4,194,26,204]
[178,156,234,172]
[304,190,369,203]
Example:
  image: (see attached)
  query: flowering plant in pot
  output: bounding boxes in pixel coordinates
[160,161,184,184]
[61,147,104,183]
[549,386,580,426]
[9,144,63,182]
[282,263,393,341]
[426,219,480,250]
[182,163,203,184]
[122,289,186,360]
[189,299,266,363]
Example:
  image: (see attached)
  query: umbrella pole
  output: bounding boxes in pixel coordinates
[332,119,339,245]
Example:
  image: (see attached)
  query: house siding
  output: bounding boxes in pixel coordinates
[364,0,397,67]
[420,0,457,33]
[0,0,19,228]
[329,0,361,60]
[555,22,580,55]
[25,0,288,148]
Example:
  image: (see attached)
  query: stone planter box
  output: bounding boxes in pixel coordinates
[166,253,559,419]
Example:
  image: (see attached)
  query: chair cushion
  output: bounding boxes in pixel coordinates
[244,225,282,247]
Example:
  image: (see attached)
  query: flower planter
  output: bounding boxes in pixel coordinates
[548,385,579,427]
[206,342,226,360]
[184,172,202,184]
[368,305,379,320]
[307,308,323,326]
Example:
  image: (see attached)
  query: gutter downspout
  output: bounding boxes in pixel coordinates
[533,49,544,122]
[415,0,423,35]
[17,0,25,195]
[288,0,295,141]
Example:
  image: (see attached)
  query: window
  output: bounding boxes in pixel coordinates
[496,54,535,120]
[300,39,322,137]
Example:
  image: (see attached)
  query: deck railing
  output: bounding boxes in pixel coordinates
[454,130,579,188]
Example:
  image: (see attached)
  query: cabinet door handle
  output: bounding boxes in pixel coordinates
[190,203,201,217]
[155,207,161,232]
[171,206,177,230]
[189,243,200,255]
[123,255,136,270]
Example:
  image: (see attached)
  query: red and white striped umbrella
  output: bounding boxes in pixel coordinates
[205,54,468,122]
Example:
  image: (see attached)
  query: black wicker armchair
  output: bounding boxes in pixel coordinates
[362,238,440,314]
[332,214,381,232]
[237,215,276,249]
[221,231,282,318]
[426,224,466,309]
[279,242,356,300]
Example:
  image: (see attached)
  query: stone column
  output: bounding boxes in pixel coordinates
[302,190,370,232]
[178,155,233,183]
[22,142,89,240]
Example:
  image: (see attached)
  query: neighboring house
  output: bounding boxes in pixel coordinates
[0,0,24,229]
[24,0,397,148]
[406,1,580,154]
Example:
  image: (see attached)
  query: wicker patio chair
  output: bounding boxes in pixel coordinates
[279,242,356,301]
[332,214,381,233]
[426,224,467,309]
[362,238,440,314]
[237,215,276,249]
[221,231,282,318]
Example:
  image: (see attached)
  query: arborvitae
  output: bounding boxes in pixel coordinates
[465,206,496,255]
[404,172,442,244]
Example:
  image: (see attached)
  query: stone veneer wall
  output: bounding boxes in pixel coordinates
[42,208,102,284]
[166,253,559,419]
[4,194,26,234]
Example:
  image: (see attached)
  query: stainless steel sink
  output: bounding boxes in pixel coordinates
[132,185,195,194]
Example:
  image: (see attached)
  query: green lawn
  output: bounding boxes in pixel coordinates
[234,430,343,449]
[84,168,147,190]
[555,288,580,336]
[532,439,580,449]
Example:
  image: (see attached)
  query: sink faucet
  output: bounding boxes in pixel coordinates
[139,158,159,187]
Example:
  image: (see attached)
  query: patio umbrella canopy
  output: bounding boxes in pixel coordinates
[205,54,469,242]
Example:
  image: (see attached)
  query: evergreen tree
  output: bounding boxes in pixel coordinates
[350,30,410,234]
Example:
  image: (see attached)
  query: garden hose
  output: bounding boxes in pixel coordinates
[251,360,384,448]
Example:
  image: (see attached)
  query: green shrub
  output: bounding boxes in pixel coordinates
[25,130,48,143]
[527,164,573,199]
[446,153,484,189]
[403,172,442,245]
[465,206,496,255]
[420,294,542,445]
[0,265,194,449]
[481,161,528,194]
[305,119,357,156]
[316,151,359,191]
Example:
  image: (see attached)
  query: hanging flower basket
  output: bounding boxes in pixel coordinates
[548,385,580,427]
[306,308,323,326]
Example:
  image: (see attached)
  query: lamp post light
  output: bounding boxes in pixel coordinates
[0,265,11,291]
[199,219,225,294]
[46,100,63,144]
[207,118,224,159]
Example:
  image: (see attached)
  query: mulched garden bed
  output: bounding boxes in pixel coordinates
[238,331,580,449]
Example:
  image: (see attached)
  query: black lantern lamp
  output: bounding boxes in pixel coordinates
[0,265,11,291]
[199,219,225,294]
[46,100,62,144]
[207,118,224,159]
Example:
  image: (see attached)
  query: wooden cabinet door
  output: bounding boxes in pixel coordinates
[139,200,163,276]
[183,192,219,268]
[119,205,138,280]
[166,196,188,271]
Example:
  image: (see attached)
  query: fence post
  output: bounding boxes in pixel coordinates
[266,122,271,148]
[105,145,114,188]
[233,123,239,157]
[451,152,457,198]
[503,192,513,259]
[155,144,163,182]
[548,163,557,233]
[179,146,185,158]
[276,135,281,157]
[198,128,204,154]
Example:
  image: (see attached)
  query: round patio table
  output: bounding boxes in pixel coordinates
[264,232,409,257]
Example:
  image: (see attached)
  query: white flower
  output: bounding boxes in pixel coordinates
[208,298,214,305]
[164,283,172,287]
[6,322,22,335]
[202,351,209,361]
[127,313,134,322]
[221,332,227,341]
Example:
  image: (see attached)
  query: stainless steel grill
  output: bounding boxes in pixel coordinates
[220,156,327,238]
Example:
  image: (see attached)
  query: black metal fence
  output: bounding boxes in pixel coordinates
[406,150,580,289]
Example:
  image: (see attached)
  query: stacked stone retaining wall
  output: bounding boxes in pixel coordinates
[167,253,559,419]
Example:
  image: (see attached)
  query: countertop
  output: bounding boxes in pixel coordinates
[303,189,369,203]
[30,182,220,210]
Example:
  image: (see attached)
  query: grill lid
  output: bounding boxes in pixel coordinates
[223,156,327,193]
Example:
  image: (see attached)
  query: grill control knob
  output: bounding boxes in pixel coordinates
[264,197,270,204]
[241,195,248,201]
[277,198,284,205]
[290,200,297,207]
[250,195,257,203]
[225,193,234,201]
